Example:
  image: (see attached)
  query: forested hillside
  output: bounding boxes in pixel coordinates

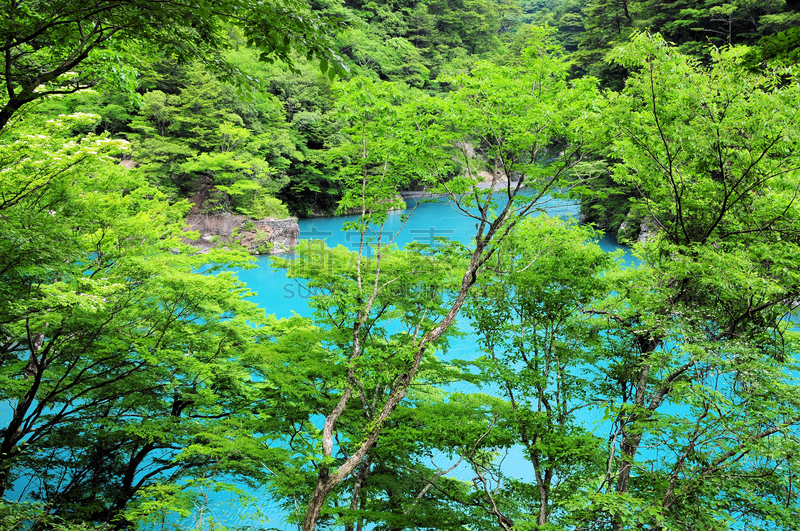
[8,0,797,222]
[2,0,800,530]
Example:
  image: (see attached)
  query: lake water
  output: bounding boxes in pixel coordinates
[237,194,629,320]
[2,193,631,530]
[211,194,631,530]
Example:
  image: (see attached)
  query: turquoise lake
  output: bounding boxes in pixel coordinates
[203,194,632,530]
[2,193,633,530]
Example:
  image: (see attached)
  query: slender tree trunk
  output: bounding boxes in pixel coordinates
[0,97,30,133]
[344,457,371,531]
[298,131,581,530]
[301,250,489,531]
[621,0,633,23]
[611,337,659,530]
[303,472,342,531]
[532,451,549,526]
[0,334,48,497]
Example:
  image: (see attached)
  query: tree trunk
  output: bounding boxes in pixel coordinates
[297,135,579,529]
[611,337,659,530]
[0,336,48,497]
[344,457,371,531]
[303,473,341,531]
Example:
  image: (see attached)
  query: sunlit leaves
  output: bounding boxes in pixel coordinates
[0,114,269,526]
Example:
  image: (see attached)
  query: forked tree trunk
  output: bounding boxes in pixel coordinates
[298,136,582,530]
[300,240,494,531]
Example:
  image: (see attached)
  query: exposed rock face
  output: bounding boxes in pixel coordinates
[474,168,521,188]
[616,209,641,243]
[637,217,658,244]
[249,218,300,253]
[185,214,299,255]
[455,141,476,160]
[187,175,216,216]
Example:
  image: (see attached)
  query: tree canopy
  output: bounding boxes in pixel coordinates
[0,0,345,131]
[2,0,800,529]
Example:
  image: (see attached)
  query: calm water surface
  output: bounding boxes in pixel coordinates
[3,194,632,529]
[220,195,631,530]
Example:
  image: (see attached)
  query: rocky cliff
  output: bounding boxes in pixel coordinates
[185,214,299,255]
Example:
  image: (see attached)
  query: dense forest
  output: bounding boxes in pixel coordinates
[2,0,800,530]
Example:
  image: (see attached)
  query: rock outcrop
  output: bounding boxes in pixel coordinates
[637,217,658,244]
[609,211,659,245]
[185,214,299,255]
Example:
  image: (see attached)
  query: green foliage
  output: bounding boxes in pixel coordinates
[330,77,428,223]
[128,62,293,215]
[463,215,614,528]
[745,25,800,66]
[269,29,604,531]
[576,0,800,87]
[249,195,292,219]
[0,114,269,527]
[253,229,276,254]
[124,480,267,531]
[338,26,432,87]
[572,33,800,528]
[431,26,600,204]
[329,0,529,90]
[576,159,640,239]
[518,0,587,52]
[0,0,344,131]
[606,33,800,249]
[5,0,800,529]
[0,501,111,531]
[269,241,467,526]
